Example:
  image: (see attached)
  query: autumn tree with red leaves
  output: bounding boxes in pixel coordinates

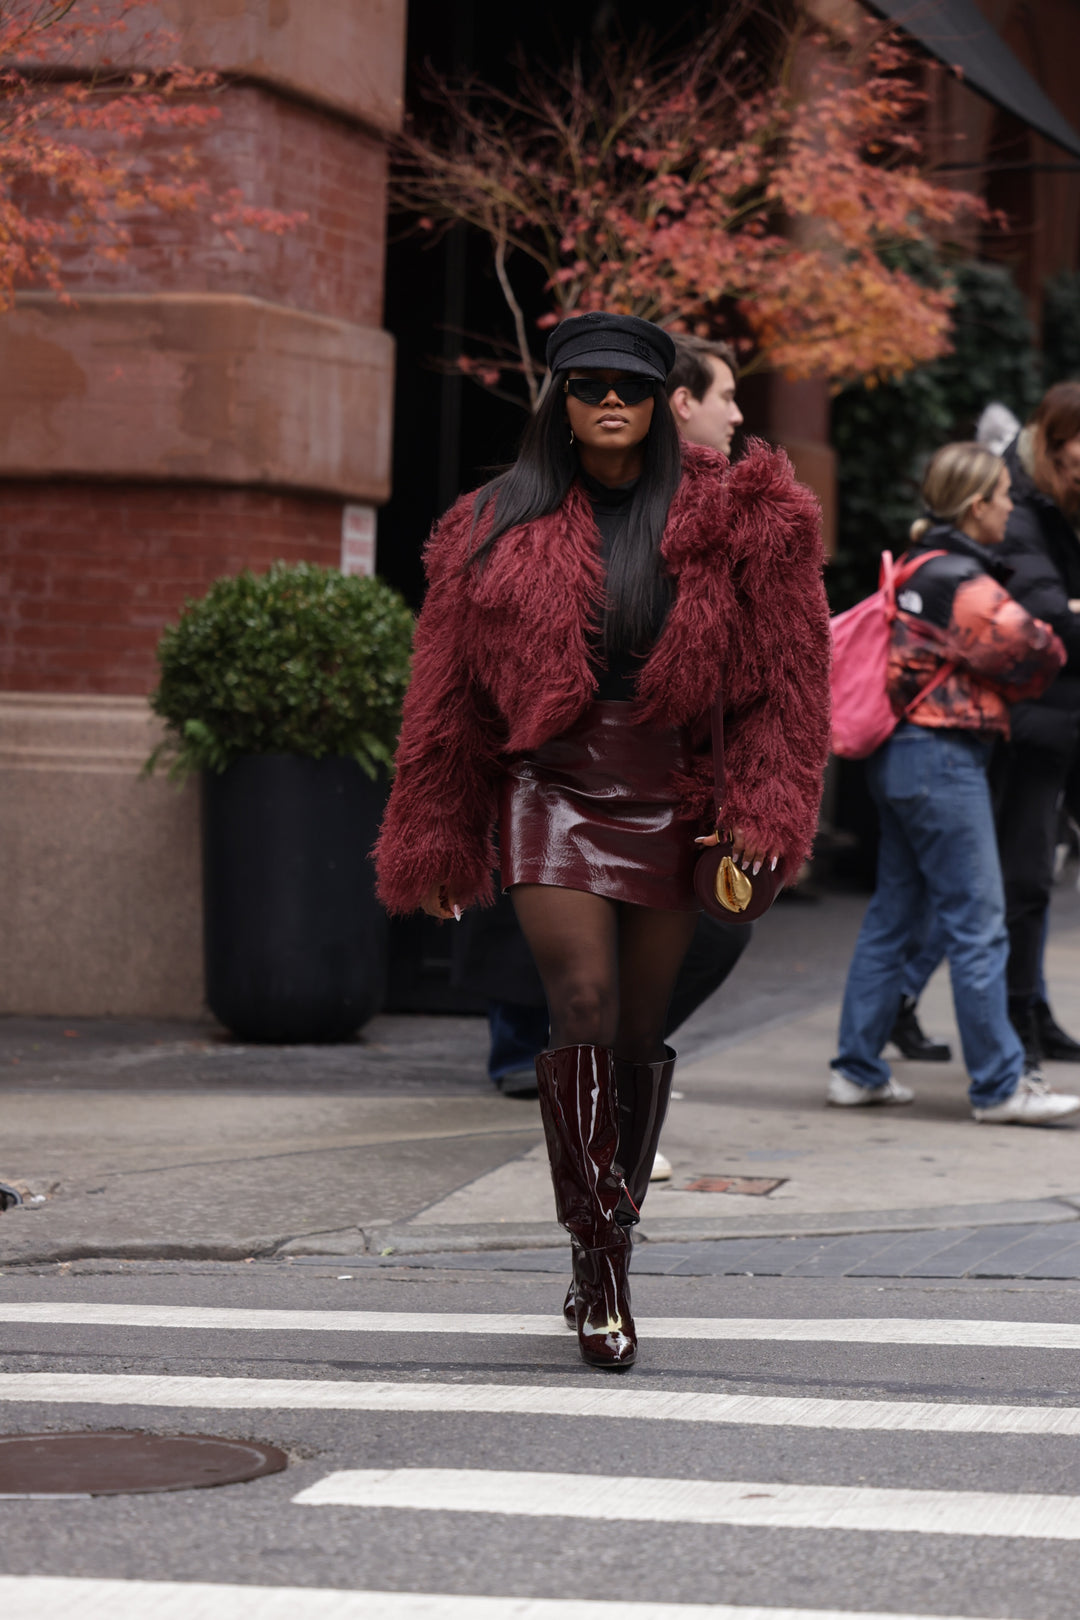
[392,9,985,406]
[0,0,301,311]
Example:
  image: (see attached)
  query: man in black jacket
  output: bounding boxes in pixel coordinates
[997,382,1080,1061]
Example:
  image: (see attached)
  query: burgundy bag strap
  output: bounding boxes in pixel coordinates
[710,690,726,829]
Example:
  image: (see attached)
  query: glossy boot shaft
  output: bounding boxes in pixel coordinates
[616,1046,677,1217]
[534,1044,636,1369]
[561,1046,677,1330]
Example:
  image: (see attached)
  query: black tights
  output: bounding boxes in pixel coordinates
[510,884,698,1063]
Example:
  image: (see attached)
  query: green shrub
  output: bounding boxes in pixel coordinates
[147,563,414,779]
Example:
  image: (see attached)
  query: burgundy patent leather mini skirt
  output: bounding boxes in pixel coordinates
[499,700,699,911]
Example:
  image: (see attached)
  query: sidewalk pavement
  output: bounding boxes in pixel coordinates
[3,887,1080,1273]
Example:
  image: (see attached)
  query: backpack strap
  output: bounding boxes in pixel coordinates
[880,549,949,621]
[710,688,726,826]
[903,658,957,718]
[886,549,957,718]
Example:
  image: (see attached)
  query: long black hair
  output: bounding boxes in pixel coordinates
[468,375,684,654]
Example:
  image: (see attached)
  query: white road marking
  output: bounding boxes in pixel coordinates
[3,1302,1080,1348]
[0,1577,1016,1620]
[294,1466,1080,1539]
[7,1371,1080,1437]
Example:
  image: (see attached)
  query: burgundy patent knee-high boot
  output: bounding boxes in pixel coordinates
[535,1044,637,1370]
[618,1045,677,1213]
[562,1046,677,1327]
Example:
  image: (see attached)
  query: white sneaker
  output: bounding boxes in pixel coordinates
[973,1070,1080,1125]
[650,1151,672,1182]
[827,1072,915,1107]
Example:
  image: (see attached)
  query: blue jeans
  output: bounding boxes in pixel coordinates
[487,1000,550,1082]
[832,725,1023,1108]
[900,913,946,1001]
[903,913,1050,1005]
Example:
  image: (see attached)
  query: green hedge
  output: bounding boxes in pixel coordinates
[147,563,414,780]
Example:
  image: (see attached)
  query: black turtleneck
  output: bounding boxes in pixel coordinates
[579,469,656,701]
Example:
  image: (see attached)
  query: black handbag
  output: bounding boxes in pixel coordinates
[692,691,784,924]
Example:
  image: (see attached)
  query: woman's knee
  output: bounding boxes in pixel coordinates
[549,978,617,1046]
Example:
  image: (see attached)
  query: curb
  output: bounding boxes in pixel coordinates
[3,1196,1079,1267]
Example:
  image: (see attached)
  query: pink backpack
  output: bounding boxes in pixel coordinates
[830,550,952,759]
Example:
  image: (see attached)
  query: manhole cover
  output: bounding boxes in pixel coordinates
[0,1431,287,1497]
[684,1175,787,1196]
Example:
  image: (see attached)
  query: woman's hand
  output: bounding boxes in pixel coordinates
[421,881,462,921]
[694,826,780,877]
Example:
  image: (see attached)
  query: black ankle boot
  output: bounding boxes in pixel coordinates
[1033,998,1080,1061]
[889,996,951,1062]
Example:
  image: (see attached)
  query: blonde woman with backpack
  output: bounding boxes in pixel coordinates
[828,442,1076,1124]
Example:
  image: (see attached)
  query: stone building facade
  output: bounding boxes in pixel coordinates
[0,2,406,1016]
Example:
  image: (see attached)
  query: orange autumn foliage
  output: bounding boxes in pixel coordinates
[392,17,986,402]
[0,0,303,310]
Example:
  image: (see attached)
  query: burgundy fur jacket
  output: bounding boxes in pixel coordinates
[375,439,831,915]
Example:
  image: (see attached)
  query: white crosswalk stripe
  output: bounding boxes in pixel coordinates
[2,1302,1079,1348]
[3,1301,1077,1616]
[0,1575,1019,1620]
[5,1370,1080,1436]
[291,1466,1080,1539]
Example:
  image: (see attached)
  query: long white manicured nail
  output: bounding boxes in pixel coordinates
[770,856,778,872]
[752,859,762,876]
[452,905,462,921]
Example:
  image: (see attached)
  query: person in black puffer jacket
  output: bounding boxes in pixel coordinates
[997,382,1080,1062]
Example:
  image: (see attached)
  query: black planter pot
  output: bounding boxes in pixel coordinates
[202,755,387,1043]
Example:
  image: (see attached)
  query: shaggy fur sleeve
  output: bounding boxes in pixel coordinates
[720,446,831,880]
[373,499,504,915]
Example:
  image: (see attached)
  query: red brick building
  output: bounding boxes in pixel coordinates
[0,2,406,1015]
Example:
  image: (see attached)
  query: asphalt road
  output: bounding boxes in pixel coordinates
[3,1258,1080,1617]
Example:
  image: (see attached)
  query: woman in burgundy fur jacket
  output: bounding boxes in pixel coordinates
[376,313,830,1369]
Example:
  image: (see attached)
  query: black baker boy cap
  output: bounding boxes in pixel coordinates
[545,311,676,385]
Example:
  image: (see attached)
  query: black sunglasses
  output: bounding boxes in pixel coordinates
[564,376,656,407]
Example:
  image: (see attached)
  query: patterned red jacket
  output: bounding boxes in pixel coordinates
[375,441,831,915]
[888,525,1065,736]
